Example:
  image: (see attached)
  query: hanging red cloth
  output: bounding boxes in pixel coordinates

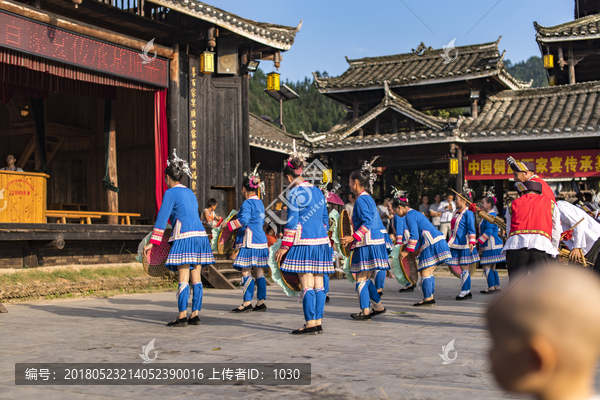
[154,90,169,216]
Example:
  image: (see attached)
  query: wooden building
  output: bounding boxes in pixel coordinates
[0,0,300,268]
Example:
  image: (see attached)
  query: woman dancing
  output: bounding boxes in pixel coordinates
[390,196,414,292]
[144,150,215,327]
[393,197,451,306]
[340,158,388,320]
[448,192,480,300]
[230,168,269,312]
[478,196,504,294]
[275,152,334,335]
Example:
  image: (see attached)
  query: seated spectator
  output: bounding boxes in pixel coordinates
[1,154,23,172]
[266,226,277,248]
[201,198,220,230]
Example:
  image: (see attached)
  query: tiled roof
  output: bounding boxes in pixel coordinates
[534,14,600,43]
[145,0,301,50]
[459,81,600,140]
[313,37,529,92]
[249,113,310,156]
[312,82,600,153]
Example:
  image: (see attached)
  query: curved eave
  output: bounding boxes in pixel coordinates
[146,0,299,50]
[312,135,464,154]
[536,32,600,43]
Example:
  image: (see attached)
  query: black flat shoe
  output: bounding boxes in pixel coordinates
[253,303,267,312]
[413,299,436,307]
[351,312,372,320]
[316,325,323,334]
[378,291,384,297]
[456,292,473,301]
[399,285,415,292]
[166,317,188,327]
[188,316,201,325]
[291,325,318,335]
[370,308,387,317]
[480,289,496,294]
[325,296,330,303]
[232,304,253,313]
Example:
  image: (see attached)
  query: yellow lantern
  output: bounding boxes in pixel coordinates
[322,169,332,183]
[200,51,214,74]
[267,72,280,91]
[449,158,459,175]
[543,54,554,69]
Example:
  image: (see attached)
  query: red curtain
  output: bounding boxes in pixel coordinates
[154,90,169,216]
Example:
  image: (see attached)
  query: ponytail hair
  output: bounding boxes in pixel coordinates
[283,157,304,178]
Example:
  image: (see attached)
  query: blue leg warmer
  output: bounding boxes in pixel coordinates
[493,270,500,288]
[461,270,471,292]
[315,287,326,320]
[323,273,330,294]
[256,276,267,301]
[484,268,494,289]
[375,270,386,290]
[242,276,255,302]
[356,281,371,309]
[302,288,316,322]
[191,282,203,311]
[422,275,435,298]
[366,279,381,304]
[176,283,189,312]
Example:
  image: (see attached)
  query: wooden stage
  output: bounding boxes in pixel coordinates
[0,223,152,241]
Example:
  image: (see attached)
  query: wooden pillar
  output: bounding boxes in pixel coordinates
[568,43,576,84]
[353,100,359,121]
[495,179,504,218]
[391,113,397,134]
[168,42,180,155]
[385,165,393,195]
[558,46,564,70]
[107,100,118,224]
[455,146,463,192]
[331,156,338,190]
[471,99,478,118]
[374,118,380,135]
[241,68,251,208]
[409,119,415,132]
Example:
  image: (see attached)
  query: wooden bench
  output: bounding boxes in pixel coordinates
[45,212,102,225]
[45,210,141,225]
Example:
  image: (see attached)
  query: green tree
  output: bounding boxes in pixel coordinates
[505,56,548,88]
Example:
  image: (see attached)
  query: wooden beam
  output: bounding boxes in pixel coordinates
[46,137,64,165]
[0,127,35,137]
[16,136,36,170]
[569,43,576,84]
[107,101,119,225]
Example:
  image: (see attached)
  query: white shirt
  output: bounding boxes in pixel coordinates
[557,200,600,255]
[377,204,389,220]
[430,203,441,225]
[0,166,23,172]
[345,203,354,219]
[502,202,562,257]
[438,201,456,223]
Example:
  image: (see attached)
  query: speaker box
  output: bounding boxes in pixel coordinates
[217,39,238,75]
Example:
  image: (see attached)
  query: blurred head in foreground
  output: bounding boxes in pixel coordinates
[486,263,600,400]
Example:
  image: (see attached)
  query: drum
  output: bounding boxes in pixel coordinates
[278,252,302,292]
[217,211,238,254]
[398,246,419,285]
[448,263,477,278]
[337,209,354,258]
[142,228,172,277]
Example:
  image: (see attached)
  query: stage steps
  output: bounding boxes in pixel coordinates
[201,257,272,290]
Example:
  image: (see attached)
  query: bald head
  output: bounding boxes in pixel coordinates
[486,264,600,397]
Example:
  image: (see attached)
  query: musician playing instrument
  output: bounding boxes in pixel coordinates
[557,200,600,275]
[339,159,388,320]
[143,150,215,327]
[507,156,555,203]
[274,154,334,335]
[230,173,270,313]
[478,196,505,294]
[448,191,480,300]
[393,198,451,307]
[502,181,561,280]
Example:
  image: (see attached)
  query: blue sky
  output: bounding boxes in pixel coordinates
[213,0,575,83]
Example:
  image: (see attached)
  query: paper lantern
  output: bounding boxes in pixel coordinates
[543,54,554,69]
[200,51,214,74]
[267,72,280,91]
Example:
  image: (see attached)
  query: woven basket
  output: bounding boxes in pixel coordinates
[142,228,172,277]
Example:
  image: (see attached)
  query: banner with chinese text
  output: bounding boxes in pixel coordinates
[465,150,600,180]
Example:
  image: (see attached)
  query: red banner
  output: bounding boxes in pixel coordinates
[465,150,600,180]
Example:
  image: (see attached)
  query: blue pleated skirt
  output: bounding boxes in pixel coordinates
[280,244,334,274]
[418,240,452,270]
[165,236,215,271]
[449,247,481,266]
[233,247,269,271]
[384,233,393,254]
[480,249,505,265]
[350,243,390,273]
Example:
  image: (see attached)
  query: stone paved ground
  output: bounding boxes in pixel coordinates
[1,275,599,400]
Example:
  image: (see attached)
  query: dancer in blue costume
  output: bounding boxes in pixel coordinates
[478,196,505,294]
[230,166,270,313]
[275,151,334,335]
[393,198,451,307]
[448,191,480,300]
[389,196,415,292]
[340,157,388,320]
[143,150,215,327]
[373,221,393,297]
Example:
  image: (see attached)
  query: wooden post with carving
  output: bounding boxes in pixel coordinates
[107,101,118,225]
